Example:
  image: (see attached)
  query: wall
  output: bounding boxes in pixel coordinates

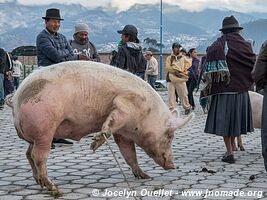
[19,53,205,80]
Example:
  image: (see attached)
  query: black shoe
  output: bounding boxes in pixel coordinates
[221,154,235,163]
[185,108,191,115]
[0,101,4,110]
[51,143,55,149]
[52,138,73,145]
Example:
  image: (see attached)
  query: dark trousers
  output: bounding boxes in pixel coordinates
[4,78,14,97]
[262,87,267,171]
[186,76,197,108]
[147,75,157,89]
[13,77,20,90]
[135,72,145,80]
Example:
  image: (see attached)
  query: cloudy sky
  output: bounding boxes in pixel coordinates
[1,0,267,13]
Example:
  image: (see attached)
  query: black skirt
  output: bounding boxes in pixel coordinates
[204,92,254,137]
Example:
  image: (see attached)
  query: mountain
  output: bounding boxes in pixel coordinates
[0,1,266,53]
[242,19,267,52]
[163,7,256,34]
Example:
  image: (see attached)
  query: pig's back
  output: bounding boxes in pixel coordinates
[13,61,164,114]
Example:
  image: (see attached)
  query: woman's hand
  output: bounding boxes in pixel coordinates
[174,70,182,78]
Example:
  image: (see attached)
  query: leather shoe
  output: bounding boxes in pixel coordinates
[52,138,73,145]
[221,154,235,163]
[185,108,191,115]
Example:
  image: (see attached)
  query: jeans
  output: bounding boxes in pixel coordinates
[262,86,267,171]
[135,72,145,80]
[147,75,157,89]
[186,76,197,108]
[13,77,20,90]
[0,73,4,104]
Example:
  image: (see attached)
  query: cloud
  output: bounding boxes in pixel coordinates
[1,0,267,12]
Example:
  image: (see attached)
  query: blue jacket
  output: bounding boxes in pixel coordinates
[36,29,78,66]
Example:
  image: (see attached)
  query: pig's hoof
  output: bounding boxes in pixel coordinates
[133,170,150,179]
[45,179,58,191]
[90,133,111,151]
[233,147,238,151]
[90,135,105,151]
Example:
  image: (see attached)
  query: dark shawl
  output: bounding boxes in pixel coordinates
[204,32,255,95]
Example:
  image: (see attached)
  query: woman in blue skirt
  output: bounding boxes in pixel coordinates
[202,15,256,163]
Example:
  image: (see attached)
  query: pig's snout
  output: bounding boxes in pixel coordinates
[163,162,175,170]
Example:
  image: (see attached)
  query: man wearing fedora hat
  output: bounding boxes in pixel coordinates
[203,15,256,164]
[69,23,100,62]
[36,8,89,67]
[37,8,89,146]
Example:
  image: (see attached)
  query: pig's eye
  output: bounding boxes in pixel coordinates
[167,134,173,140]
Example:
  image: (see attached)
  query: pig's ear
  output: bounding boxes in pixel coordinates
[171,109,180,118]
[167,112,195,131]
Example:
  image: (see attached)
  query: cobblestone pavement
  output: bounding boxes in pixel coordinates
[0,91,266,200]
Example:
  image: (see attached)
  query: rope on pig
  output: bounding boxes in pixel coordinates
[103,133,139,200]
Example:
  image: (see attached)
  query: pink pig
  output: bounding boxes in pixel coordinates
[6,61,193,191]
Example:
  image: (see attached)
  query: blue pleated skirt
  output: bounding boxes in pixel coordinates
[204,92,254,137]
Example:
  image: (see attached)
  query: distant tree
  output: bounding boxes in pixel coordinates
[143,37,165,52]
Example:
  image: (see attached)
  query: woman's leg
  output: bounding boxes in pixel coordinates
[222,136,235,163]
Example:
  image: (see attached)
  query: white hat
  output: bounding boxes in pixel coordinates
[74,23,89,34]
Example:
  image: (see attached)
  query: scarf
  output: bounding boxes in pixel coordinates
[202,35,230,96]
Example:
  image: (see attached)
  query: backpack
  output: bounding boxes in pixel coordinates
[109,50,118,66]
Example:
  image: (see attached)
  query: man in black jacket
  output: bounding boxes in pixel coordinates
[115,25,146,79]
[0,48,12,109]
[252,41,267,172]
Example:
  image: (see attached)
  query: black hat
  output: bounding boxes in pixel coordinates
[172,42,182,49]
[219,15,243,31]
[42,8,64,20]
[117,25,138,36]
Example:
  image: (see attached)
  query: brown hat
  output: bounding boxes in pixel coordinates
[219,15,243,31]
[42,8,64,20]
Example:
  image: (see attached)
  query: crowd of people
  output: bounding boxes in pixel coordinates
[1,8,267,171]
[0,49,22,109]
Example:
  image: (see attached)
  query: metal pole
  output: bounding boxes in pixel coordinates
[159,0,163,80]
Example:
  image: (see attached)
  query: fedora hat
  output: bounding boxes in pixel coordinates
[219,15,243,31]
[42,8,64,20]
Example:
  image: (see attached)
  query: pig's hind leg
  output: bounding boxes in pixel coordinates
[237,136,245,151]
[31,138,58,191]
[26,144,38,182]
[113,134,150,179]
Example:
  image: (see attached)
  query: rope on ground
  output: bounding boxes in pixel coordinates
[103,133,139,200]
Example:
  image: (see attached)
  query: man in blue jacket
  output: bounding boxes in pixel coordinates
[36,8,89,145]
[36,8,88,67]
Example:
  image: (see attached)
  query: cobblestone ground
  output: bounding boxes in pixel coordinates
[0,91,266,200]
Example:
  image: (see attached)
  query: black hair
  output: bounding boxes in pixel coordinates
[124,33,140,43]
[188,48,196,57]
[172,42,182,49]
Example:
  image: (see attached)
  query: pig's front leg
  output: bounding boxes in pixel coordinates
[91,107,129,151]
[113,134,150,179]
